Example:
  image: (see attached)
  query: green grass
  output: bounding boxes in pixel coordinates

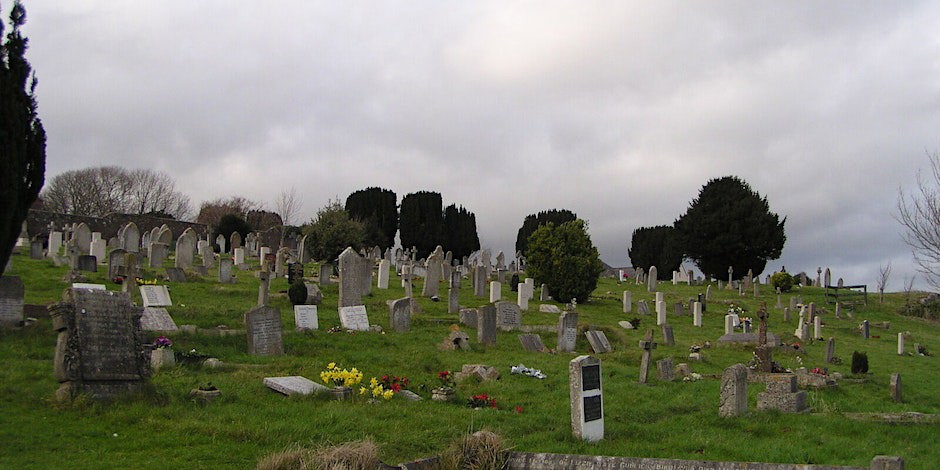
[2,250,939,469]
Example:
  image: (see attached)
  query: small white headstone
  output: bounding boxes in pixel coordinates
[294,305,319,331]
[140,307,179,331]
[339,305,370,331]
[140,285,173,307]
[263,376,329,396]
[71,283,106,291]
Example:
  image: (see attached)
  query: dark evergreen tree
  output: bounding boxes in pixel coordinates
[214,214,252,251]
[399,191,443,258]
[515,209,577,256]
[0,2,45,274]
[673,176,785,280]
[526,220,603,303]
[442,204,480,260]
[345,187,398,250]
[627,225,683,280]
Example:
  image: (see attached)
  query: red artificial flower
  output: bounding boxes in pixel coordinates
[514,406,523,413]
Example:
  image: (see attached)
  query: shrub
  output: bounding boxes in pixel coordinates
[525,219,604,303]
[851,351,869,374]
[288,281,307,306]
[771,272,794,293]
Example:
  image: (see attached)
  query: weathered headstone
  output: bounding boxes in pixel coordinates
[585,330,612,354]
[257,269,271,307]
[219,258,235,283]
[165,267,187,283]
[890,373,902,402]
[422,246,444,297]
[897,332,905,355]
[647,266,658,292]
[339,305,370,331]
[233,247,246,267]
[48,231,63,259]
[557,311,578,352]
[637,300,650,316]
[518,333,547,352]
[656,357,674,381]
[216,233,227,254]
[245,306,284,355]
[719,364,748,417]
[459,308,478,328]
[477,304,497,345]
[149,242,168,268]
[174,231,196,268]
[517,285,529,311]
[139,307,178,331]
[656,300,667,326]
[661,324,675,346]
[388,297,411,332]
[338,247,370,308]
[757,374,807,413]
[693,301,703,327]
[638,329,657,384]
[622,291,631,313]
[294,305,318,331]
[72,223,92,255]
[0,276,25,326]
[50,289,149,401]
[377,259,390,289]
[496,301,521,331]
[139,285,172,307]
[825,337,835,363]
[77,255,98,272]
[569,355,603,442]
[862,320,870,339]
[264,376,329,396]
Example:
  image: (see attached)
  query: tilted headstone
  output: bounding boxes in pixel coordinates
[264,376,329,396]
[50,289,149,401]
[518,333,546,352]
[422,246,444,297]
[245,306,284,355]
[0,276,25,327]
[719,364,748,417]
[140,285,172,307]
[339,305,370,331]
[388,298,411,332]
[540,283,550,301]
[477,305,497,345]
[294,305,318,331]
[569,355,603,442]
[585,330,612,354]
[638,329,657,384]
[139,307,178,332]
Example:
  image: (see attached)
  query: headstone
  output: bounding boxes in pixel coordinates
[0,276,25,326]
[638,329,657,384]
[388,298,411,332]
[637,300,650,316]
[569,355,603,442]
[245,306,284,355]
[724,315,735,335]
[540,284,550,301]
[783,306,790,322]
[813,315,822,339]
[230,231,242,250]
[77,255,98,272]
[157,226,172,246]
[107,248,127,279]
[149,243,168,268]
[48,231,63,258]
[661,324,675,346]
[674,302,684,317]
[377,259,390,289]
[496,301,521,331]
[557,311,578,352]
[693,302,703,327]
[336,304,369,331]
[287,262,304,285]
[622,291,631,313]
[338,247,370,308]
[72,283,106,291]
[72,223,91,255]
[540,304,561,313]
[216,234,227,254]
[50,289,149,401]
[719,364,748,417]
[727,266,734,289]
[705,284,712,301]
[294,305,319,331]
[139,285,172,307]
[459,308,478,328]
[422,246,444,297]
[585,330,612,354]
[518,334,546,352]
[303,282,322,305]
[174,231,196,268]
[656,301,666,326]
[472,266,486,297]
[825,337,835,363]
[647,266,658,292]
[477,304,497,345]
[402,264,413,297]
[264,376,329,396]
[757,374,807,413]
[219,258,235,283]
[890,373,902,402]
[318,262,332,285]
[862,320,870,339]
[165,267,187,283]
[517,286,529,311]
[489,281,501,303]
[656,357,674,381]
[233,247,246,267]
[30,240,44,259]
[824,268,831,286]
[897,333,905,355]
[257,269,271,306]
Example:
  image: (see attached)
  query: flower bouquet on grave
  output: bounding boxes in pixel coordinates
[153,336,173,349]
[177,348,210,366]
[320,362,363,400]
[360,377,395,402]
[379,374,409,393]
[467,393,497,409]
[432,371,456,402]
[150,336,175,370]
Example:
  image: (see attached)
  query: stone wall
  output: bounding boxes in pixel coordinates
[26,210,208,244]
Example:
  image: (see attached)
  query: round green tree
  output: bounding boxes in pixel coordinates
[303,199,365,262]
[673,176,785,280]
[525,219,604,303]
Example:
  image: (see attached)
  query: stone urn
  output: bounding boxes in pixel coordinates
[189,387,221,404]
[151,348,176,371]
[431,387,455,402]
[331,386,353,401]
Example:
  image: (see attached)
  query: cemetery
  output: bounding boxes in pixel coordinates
[0,240,930,469]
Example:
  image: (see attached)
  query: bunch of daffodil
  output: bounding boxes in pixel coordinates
[360,377,395,400]
[319,362,363,388]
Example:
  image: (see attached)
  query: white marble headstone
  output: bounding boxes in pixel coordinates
[339,305,369,331]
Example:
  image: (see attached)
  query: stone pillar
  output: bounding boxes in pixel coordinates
[897,333,905,355]
[622,291,631,313]
[569,355,603,442]
[719,364,748,417]
[693,302,702,327]
[656,301,666,326]
[724,315,734,335]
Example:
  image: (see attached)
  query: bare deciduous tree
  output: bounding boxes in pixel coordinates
[42,166,191,220]
[876,262,892,303]
[274,187,302,227]
[196,196,263,229]
[897,151,940,289]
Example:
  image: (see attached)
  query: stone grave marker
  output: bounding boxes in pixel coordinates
[377,259,390,289]
[459,308,478,328]
[719,364,748,417]
[661,324,675,346]
[825,337,835,363]
[517,286,529,311]
[890,373,902,402]
[339,305,370,331]
[693,301,703,327]
[477,304,497,345]
[638,329,657,384]
[518,333,547,352]
[72,283,106,291]
[245,306,284,355]
[0,276,25,326]
[496,301,521,331]
[149,243,168,268]
[557,311,578,352]
[139,285,172,307]
[540,304,561,313]
[585,330,612,354]
[234,247,246,267]
[637,300,650,316]
[647,266,657,292]
[489,281,502,303]
[897,332,905,355]
[264,376,329,396]
[339,247,370,307]
[72,223,91,255]
[50,289,149,401]
[77,255,97,272]
[139,307,179,331]
[569,355,603,442]
[216,234,227,254]
[166,267,187,283]
[48,231,63,258]
[674,302,684,316]
[287,262,304,285]
[257,268,271,307]
[422,246,444,297]
[294,305,318,331]
[107,248,127,280]
[862,319,870,339]
[30,240,43,259]
[656,300,667,325]
[622,291,631,313]
[175,231,196,268]
[656,357,674,381]
[757,374,807,413]
[388,298,411,332]
[219,258,235,284]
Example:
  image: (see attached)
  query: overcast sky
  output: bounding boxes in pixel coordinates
[11,1,940,291]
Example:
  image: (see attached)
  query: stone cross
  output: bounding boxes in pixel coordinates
[637,329,657,384]
[727,266,734,289]
[754,304,773,372]
[257,268,271,307]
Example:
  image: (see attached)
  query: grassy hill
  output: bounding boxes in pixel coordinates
[1,251,937,469]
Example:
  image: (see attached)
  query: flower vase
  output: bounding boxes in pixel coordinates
[331,386,353,400]
[431,388,454,402]
[190,388,221,404]
[151,348,176,371]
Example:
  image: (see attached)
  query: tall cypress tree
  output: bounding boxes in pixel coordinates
[515,209,577,256]
[399,191,443,258]
[627,225,682,280]
[443,204,480,260]
[345,187,398,250]
[0,1,46,274]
